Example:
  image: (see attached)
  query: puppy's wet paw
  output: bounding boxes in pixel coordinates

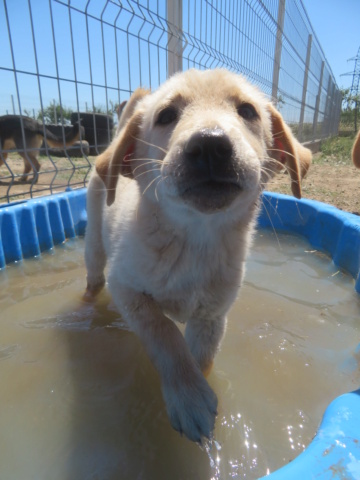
[162,372,218,442]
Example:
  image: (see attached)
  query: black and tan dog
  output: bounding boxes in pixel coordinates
[0,115,83,182]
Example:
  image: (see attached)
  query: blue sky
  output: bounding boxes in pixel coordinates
[302,0,360,90]
[1,0,357,118]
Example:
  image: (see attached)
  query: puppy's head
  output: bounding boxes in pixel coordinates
[97,70,302,211]
[352,130,360,169]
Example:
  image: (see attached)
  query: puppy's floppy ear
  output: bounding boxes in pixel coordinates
[96,111,143,206]
[117,87,150,132]
[95,88,150,207]
[352,130,360,169]
[297,142,312,179]
[267,103,302,199]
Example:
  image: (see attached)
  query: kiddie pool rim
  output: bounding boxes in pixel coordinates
[0,188,359,479]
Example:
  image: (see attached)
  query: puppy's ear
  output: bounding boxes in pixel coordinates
[116,100,127,119]
[352,130,360,168]
[267,103,302,199]
[96,110,143,206]
[95,88,150,207]
[117,87,150,132]
[297,143,312,179]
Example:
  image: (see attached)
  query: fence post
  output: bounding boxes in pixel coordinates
[332,88,342,135]
[322,76,332,137]
[272,0,286,104]
[167,0,183,76]
[334,90,342,135]
[298,34,312,142]
[312,60,324,139]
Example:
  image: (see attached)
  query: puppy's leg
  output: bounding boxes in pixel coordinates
[108,279,218,443]
[185,315,227,377]
[84,172,107,300]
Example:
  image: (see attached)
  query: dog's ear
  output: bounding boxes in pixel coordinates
[116,100,127,119]
[117,87,150,132]
[352,130,360,168]
[297,143,312,179]
[95,88,150,207]
[267,103,302,199]
[96,111,143,206]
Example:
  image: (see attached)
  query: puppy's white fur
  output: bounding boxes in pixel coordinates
[84,69,302,442]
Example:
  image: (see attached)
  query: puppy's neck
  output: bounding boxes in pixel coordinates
[136,193,257,251]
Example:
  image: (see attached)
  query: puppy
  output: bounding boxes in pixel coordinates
[84,69,302,443]
[352,130,360,168]
[0,115,83,182]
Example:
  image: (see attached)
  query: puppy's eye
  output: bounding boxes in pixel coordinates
[156,107,178,125]
[237,103,258,121]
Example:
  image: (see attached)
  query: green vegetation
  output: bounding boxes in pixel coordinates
[339,88,360,133]
[316,134,355,166]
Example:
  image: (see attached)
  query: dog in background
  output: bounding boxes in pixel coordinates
[0,115,83,182]
[84,69,305,443]
[352,130,360,168]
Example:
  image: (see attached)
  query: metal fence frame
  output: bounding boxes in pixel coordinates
[0,0,341,204]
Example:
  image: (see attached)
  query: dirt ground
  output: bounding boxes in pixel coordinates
[0,154,94,203]
[267,152,360,215]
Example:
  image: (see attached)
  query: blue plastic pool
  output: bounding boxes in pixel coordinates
[0,188,359,479]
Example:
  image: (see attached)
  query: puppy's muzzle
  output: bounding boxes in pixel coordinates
[179,128,242,212]
[184,128,233,180]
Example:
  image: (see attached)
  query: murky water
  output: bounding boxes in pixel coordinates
[0,230,359,480]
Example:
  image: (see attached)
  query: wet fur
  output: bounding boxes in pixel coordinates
[84,69,304,443]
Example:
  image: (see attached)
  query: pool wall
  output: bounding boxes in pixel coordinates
[0,188,359,479]
[0,188,87,268]
[258,192,360,294]
[1,189,359,294]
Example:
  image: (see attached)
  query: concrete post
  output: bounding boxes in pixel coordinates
[298,34,312,141]
[322,76,333,137]
[272,0,286,104]
[167,0,183,76]
[312,60,325,139]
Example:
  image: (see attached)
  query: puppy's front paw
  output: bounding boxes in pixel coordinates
[162,370,218,442]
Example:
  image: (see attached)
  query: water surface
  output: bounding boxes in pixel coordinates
[0,231,359,480]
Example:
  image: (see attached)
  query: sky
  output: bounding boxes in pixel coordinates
[302,0,360,90]
[1,0,358,118]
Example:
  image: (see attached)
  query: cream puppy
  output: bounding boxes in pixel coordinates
[84,69,302,443]
[352,129,360,168]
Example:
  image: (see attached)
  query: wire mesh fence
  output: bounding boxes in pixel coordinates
[0,0,341,204]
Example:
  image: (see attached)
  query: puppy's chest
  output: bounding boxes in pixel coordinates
[143,232,241,318]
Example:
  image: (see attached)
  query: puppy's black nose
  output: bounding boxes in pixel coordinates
[184,128,232,173]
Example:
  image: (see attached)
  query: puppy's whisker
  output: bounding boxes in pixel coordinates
[134,168,161,180]
[133,161,160,175]
[131,135,168,155]
[262,155,299,176]
[142,174,162,196]
[267,148,296,160]
[260,197,281,248]
[154,175,167,202]
[272,130,287,140]
[130,158,163,164]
